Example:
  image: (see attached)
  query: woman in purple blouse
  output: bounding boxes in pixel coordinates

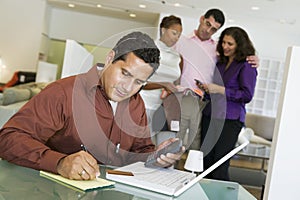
[199,27,257,181]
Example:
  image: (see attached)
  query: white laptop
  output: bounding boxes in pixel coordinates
[106,141,249,197]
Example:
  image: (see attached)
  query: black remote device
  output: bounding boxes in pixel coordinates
[144,139,182,168]
[194,78,203,85]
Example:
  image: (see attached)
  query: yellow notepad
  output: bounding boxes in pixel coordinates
[40,171,115,192]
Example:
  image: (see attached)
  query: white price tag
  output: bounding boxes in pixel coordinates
[170,120,180,131]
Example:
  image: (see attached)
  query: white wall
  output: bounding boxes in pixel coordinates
[0,0,46,83]
[227,17,300,61]
[264,46,300,199]
[48,8,158,47]
[39,5,52,57]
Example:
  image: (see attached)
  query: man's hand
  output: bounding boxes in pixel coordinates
[57,151,100,180]
[246,55,260,68]
[155,138,185,168]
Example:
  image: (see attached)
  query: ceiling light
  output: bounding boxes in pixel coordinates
[96,4,102,8]
[278,19,296,25]
[174,3,180,7]
[139,4,146,8]
[68,3,75,8]
[228,19,235,23]
[279,19,286,24]
[129,13,136,18]
[251,6,260,10]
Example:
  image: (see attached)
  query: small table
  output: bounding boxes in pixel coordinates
[237,143,271,171]
[230,143,271,190]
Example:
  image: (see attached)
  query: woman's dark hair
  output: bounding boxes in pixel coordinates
[112,31,160,73]
[204,8,225,28]
[159,15,182,36]
[217,27,256,64]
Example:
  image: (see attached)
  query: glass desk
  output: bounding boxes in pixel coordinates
[0,160,256,200]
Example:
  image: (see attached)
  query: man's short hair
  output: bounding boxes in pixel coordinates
[204,8,225,28]
[112,32,160,73]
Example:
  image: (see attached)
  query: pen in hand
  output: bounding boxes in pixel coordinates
[81,143,132,177]
[80,144,101,178]
[81,144,87,152]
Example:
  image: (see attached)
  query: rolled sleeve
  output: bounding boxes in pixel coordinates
[40,150,67,173]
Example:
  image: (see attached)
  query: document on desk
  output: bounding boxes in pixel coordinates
[40,171,115,192]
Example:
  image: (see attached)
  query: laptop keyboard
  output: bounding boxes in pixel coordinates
[134,169,196,188]
[106,162,200,195]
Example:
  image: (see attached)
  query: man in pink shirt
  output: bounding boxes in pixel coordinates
[174,8,225,151]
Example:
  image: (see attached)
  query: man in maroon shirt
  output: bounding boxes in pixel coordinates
[0,32,184,180]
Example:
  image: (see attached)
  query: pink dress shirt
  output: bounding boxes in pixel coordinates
[175,31,217,88]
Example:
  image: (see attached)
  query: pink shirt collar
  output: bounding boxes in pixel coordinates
[188,30,215,44]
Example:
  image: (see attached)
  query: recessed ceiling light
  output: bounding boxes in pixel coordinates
[278,19,296,25]
[139,4,146,8]
[129,13,136,18]
[68,3,75,8]
[251,6,260,10]
[228,19,235,23]
[174,3,180,7]
[96,4,102,8]
[279,19,286,24]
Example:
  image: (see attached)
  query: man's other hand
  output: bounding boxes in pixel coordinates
[156,138,185,168]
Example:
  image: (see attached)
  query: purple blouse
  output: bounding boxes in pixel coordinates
[203,60,257,122]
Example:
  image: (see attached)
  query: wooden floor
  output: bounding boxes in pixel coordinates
[243,185,262,200]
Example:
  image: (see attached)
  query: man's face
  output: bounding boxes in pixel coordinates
[196,15,222,41]
[101,51,154,102]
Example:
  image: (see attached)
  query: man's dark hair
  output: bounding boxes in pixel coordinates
[204,8,225,28]
[217,26,256,64]
[112,32,160,74]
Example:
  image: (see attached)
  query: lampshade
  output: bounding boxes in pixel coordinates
[237,127,253,145]
[184,150,203,173]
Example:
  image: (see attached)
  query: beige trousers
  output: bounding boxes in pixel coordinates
[176,94,207,150]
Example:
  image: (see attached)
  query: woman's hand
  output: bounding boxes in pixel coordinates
[201,83,225,95]
[160,82,178,99]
